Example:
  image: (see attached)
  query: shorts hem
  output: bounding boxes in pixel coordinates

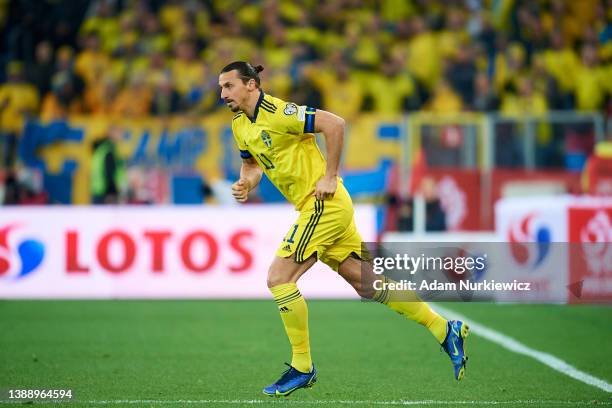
[277,249,319,264]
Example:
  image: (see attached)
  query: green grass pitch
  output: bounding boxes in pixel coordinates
[1,300,611,407]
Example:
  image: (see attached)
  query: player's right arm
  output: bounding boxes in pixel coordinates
[231,156,263,203]
[231,116,263,203]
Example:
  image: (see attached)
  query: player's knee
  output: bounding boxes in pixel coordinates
[267,267,289,288]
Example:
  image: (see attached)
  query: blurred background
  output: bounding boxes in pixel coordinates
[0,0,612,301]
[0,0,611,233]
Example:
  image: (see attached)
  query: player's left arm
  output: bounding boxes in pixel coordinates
[313,109,345,200]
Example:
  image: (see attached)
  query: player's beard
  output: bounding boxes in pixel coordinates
[225,100,240,112]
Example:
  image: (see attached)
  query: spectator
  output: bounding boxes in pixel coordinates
[40,71,84,121]
[364,55,419,114]
[393,177,446,232]
[264,65,293,101]
[150,75,182,116]
[26,41,54,98]
[81,0,123,53]
[438,7,470,60]
[446,45,477,106]
[90,126,127,204]
[110,31,147,86]
[531,54,562,109]
[494,42,528,97]
[396,199,414,232]
[472,72,500,111]
[501,76,554,166]
[427,79,463,113]
[74,32,111,86]
[406,16,441,90]
[542,31,580,108]
[171,40,204,97]
[40,45,87,121]
[304,55,364,121]
[140,13,171,56]
[84,74,118,115]
[0,62,39,168]
[421,176,446,232]
[501,76,548,116]
[111,73,152,118]
[144,48,170,90]
[574,43,608,112]
[54,46,86,99]
[290,76,322,111]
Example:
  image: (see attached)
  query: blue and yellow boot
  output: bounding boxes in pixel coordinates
[263,363,317,397]
[441,320,470,380]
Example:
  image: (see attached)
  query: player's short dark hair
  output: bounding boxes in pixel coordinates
[220,61,264,87]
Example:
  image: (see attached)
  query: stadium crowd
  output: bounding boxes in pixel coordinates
[0,0,611,209]
[2,0,611,120]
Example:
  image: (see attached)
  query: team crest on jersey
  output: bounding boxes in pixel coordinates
[261,131,272,148]
[284,103,298,116]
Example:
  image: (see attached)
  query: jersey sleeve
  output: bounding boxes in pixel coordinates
[231,118,252,159]
[277,102,316,135]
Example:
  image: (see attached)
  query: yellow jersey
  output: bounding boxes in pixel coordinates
[231,92,324,210]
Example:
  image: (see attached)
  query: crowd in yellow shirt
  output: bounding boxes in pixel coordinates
[0,0,611,161]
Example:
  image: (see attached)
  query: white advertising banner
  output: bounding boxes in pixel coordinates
[495,196,571,302]
[495,196,612,303]
[0,205,376,299]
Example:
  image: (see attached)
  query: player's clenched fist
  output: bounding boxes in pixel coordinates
[232,179,250,202]
[314,175,337,200]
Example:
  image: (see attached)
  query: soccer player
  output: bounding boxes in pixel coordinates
[219,61,470,397]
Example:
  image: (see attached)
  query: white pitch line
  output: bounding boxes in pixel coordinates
[435,305,612,393]
[2,399,610,406]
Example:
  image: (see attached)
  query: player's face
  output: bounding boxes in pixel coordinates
[219,70,251,113]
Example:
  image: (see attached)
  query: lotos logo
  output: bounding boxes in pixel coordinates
[508,212,551,268]
[0,224,45,279]
[579,211,612,276]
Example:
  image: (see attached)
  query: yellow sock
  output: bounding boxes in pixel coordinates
[373,276,448,343]
[270,283,312,373]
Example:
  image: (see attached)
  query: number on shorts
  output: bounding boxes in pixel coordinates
[285,224,298,243]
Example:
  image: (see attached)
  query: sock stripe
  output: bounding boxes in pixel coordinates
[373,288,388,303]
[296,200,324,262]
[275,289,302,305]
[382,276,390,303]
[373,276,390,304]
[274,289,299,300]
[276,292,302,306]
